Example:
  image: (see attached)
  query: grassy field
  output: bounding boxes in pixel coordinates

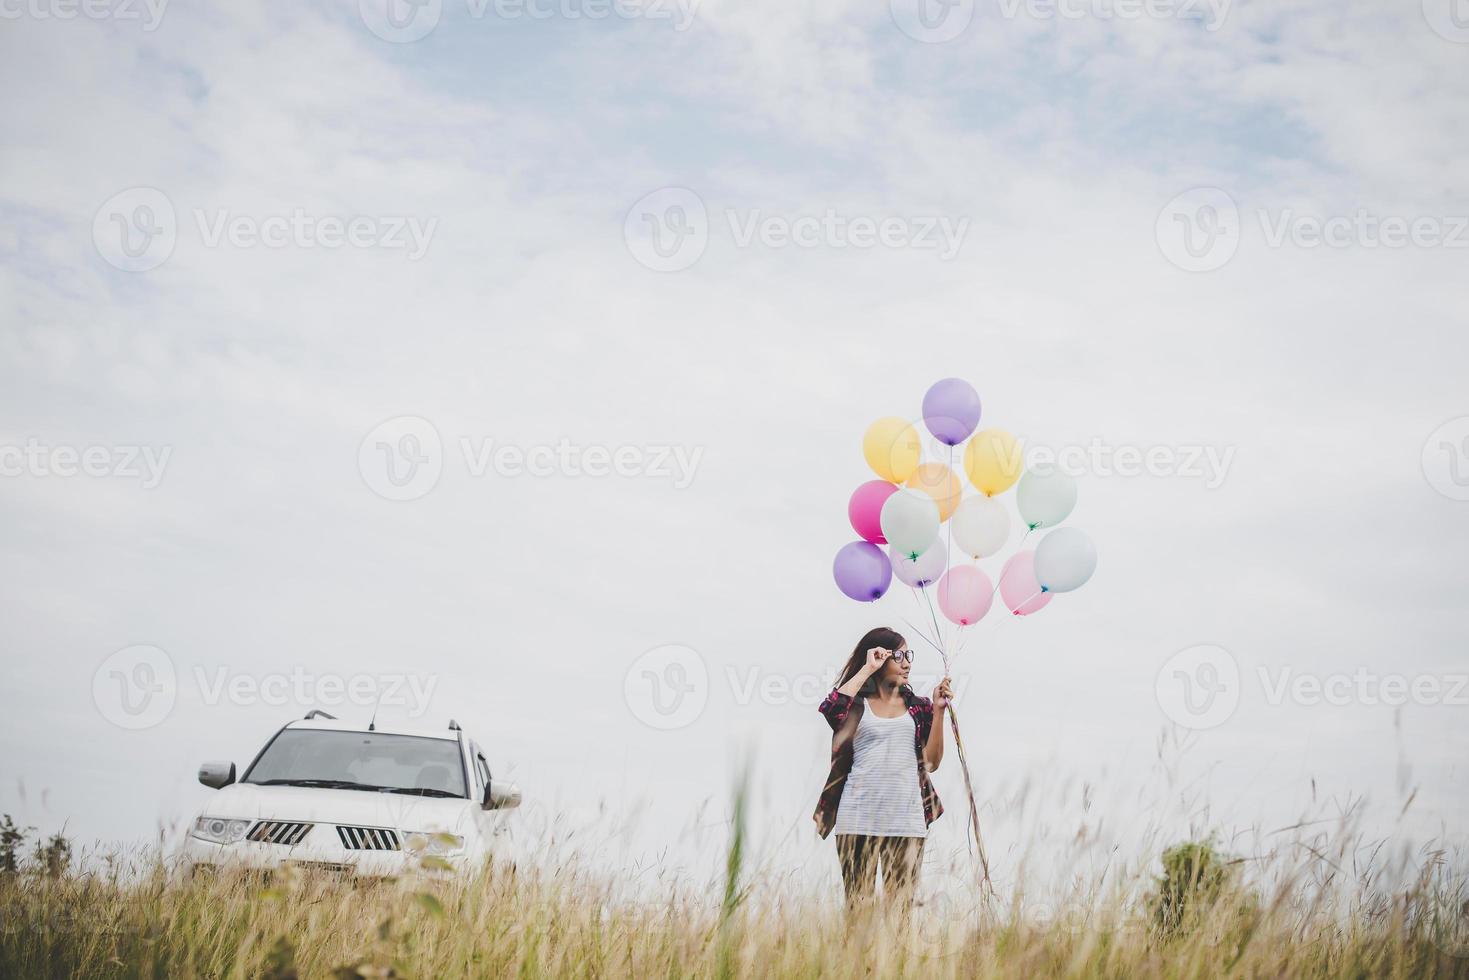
[3,823,1468,979]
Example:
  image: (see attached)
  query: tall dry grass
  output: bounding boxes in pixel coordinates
[3,798,1468,980]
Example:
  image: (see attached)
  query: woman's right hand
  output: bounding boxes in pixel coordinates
[863,646,891,674]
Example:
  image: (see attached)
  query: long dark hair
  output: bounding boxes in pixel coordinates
[836,626,907,696]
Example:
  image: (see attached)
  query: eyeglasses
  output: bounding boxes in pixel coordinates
[889,649,913,664]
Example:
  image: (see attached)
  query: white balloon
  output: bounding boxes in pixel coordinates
[1017,468,1077,530]
[890,540,947,588]
[1034,527,1097,593]
[949,495,1010,558]
[879,489,940,560]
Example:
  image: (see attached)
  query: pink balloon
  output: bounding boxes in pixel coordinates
[848,480,899,544]
[1000,551,1052,616]
[936,565,994,626]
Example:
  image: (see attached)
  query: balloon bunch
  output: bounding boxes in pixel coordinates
[833,377,1097,656]
[832,379,1098,892]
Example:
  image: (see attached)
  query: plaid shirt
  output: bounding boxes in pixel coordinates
[812,685,944,839]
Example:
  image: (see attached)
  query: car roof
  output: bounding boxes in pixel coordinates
[283,717,460,741]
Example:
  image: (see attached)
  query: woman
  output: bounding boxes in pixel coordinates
[813,626,952,914]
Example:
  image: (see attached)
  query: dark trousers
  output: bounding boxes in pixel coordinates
[835,834,924,913]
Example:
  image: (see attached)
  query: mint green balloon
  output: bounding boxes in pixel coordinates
[1017,469,1077,530]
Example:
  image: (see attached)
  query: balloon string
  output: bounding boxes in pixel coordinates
[983,526,1033,599]
[952,586,1048,668]
[898,613,944,659]
[946,705,993,895]
[1010,586,1047,614]
[903,586,944,650]
[954,623,973,661]
[944,443,956,658]
[920,585,950,675]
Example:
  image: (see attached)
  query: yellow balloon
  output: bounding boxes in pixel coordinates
[964,428,1023,495]
[862,417,922,484]
[906,462,962,521]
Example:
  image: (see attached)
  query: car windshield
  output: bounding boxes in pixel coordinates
[244,729,467,798]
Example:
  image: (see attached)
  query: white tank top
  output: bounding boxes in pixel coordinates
[830,704,928,838]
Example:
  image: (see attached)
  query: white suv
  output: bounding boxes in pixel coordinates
[182,711,521,877]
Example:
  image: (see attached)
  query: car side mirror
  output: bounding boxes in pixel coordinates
[198,761,236,789]
[482,780,521,811]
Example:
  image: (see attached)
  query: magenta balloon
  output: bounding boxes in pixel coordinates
[936,565,994,626]
[999,550,1052,615]
[833,541,893,602]
[848,480,899,544]
[922,378,982,447]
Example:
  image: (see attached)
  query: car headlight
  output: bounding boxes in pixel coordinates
[191,816,253,844]
[404,831,464,855]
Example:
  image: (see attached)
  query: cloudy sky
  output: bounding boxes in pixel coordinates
[1,0,1466,892]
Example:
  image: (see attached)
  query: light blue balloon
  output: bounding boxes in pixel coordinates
[1034,527,1096,593]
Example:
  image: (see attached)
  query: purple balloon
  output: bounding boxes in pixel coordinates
[922,378,982,446]
[833,540,893,602]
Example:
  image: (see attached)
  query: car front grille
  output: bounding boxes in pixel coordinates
[247,821,313,846]
[336,825,401,851]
